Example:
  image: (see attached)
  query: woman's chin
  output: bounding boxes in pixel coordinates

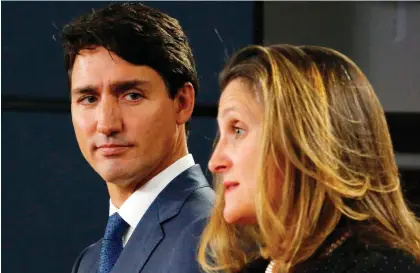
[223,207,257,225]
[223,207,238,224]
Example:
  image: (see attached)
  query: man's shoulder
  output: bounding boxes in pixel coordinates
[158,170,214,233]
[157,164,215,218]
[170,184,215,223]
[186,182,215,205]
[180,164,215,204]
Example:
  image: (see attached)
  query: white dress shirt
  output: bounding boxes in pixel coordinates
[109,154,195,246]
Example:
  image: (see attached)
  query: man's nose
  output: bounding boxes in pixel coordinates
[96,97,123,136]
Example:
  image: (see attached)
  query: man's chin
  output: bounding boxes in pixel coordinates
[96,167,133,185]
[93,162,153,188]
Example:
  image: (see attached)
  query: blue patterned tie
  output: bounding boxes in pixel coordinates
[97,213,129,273]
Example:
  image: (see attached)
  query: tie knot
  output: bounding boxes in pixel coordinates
[104,213,129,240]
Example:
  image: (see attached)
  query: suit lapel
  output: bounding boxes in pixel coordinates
[110,201,164,273]
[109,164,209,273]
[80,241,101,273]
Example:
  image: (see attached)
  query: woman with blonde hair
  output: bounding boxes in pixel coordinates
[198,44,420,273]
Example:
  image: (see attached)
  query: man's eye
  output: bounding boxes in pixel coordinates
[80,96,98,104]
[123,93,143,101]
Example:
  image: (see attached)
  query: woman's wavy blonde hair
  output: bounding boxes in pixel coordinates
[198,44,420,273]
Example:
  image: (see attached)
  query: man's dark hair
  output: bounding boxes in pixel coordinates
[61,2,199,99]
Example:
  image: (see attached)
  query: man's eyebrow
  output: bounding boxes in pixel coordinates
[71,80,150,95]
[71,85,97,95]
[110,79,149,93]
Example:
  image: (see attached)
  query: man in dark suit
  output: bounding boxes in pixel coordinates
[61,3,215,273]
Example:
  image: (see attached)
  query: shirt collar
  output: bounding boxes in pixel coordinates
[109,154,195,228]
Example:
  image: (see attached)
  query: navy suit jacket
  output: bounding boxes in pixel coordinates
[72,164,215,273]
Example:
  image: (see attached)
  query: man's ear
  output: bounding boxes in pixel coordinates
[174,82,195,125]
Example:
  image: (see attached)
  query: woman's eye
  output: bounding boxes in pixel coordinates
[233,127,245,138]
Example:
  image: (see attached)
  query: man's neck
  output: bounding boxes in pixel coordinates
[108,150,189,208]
[108,129,189,208]
[108,186,134,209]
